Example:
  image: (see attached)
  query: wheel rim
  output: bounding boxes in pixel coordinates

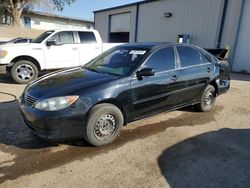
[16,64,34,81]
[94,114,117,140]
[203,91,214,107]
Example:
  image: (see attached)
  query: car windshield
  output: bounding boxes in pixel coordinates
[31,30,54,43]
[7,38,18,43]
[85,47,149,76]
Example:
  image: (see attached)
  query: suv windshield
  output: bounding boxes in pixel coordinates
[85,47,149,76]
[31,30,54,43]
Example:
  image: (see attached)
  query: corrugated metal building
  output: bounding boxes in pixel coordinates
[94,0,250,73]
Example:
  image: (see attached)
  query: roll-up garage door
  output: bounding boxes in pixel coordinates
[232,0,250,73]
[110,13,130,32]
[110,13,131,42]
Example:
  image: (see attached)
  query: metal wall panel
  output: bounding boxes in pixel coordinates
[232,0,250,73]
[137,0,224,48]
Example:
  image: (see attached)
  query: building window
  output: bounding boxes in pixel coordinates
[0,9,11,25]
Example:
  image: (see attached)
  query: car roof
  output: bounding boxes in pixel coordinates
[119,42,201,51]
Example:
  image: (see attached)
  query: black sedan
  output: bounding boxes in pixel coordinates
[19,43,230,146]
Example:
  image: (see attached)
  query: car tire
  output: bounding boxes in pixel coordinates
[83,103,124,146]
[195,84,216,112]
[11,60,38,84]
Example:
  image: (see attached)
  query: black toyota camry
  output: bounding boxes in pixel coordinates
[19,43,230,146]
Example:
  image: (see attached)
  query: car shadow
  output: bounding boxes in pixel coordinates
[0,75,16,84]
[158,128,250,188]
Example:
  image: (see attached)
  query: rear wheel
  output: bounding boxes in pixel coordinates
[11,60,38,84]
[195,85,216,112]
[83,103,124,146]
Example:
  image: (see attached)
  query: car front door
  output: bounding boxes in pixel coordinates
[77,31,102,66]
[130,47,182,120]
[175,45,214,104]
[44,31,79,69]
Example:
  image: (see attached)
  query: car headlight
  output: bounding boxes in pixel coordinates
[0,50,7,58]
[34,96,79,111]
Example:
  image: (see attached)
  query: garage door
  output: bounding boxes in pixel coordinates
[232,0,250,73]
[109,13,131,43]
[110,13,130,33]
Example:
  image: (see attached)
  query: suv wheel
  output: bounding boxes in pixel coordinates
[11,60,38,84]
[83,103,124,146]
[195,85,216,112]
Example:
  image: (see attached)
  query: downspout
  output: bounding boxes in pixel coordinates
[134,4,140,42]
[217,0,228,48]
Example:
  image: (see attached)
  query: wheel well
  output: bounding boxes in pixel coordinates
[11,56,41,71]
[95,100,128,126]
[209,80,219,96]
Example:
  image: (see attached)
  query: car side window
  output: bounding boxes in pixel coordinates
[51,31,74,45]
[78,32,97,44]
[177,46,206,67]
[143,47,175,73]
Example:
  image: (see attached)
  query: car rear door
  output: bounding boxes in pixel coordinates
[130,46,182,119]
[77,31,102,66]
[175,45,214,104]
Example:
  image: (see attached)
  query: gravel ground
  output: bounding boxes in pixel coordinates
[0,73,250,188]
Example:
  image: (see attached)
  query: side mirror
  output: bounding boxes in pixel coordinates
[46,39,57,46]
[136,68,155,78]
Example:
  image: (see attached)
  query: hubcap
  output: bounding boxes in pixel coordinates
[94,114,117,140]
[203,91,213,106]
[16,64,34,81]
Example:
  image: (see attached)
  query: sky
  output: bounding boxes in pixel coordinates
[56,0,142,21]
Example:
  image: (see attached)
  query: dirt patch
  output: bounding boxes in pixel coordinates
[0,106,223,183]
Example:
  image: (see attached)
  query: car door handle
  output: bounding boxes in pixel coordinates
[206,67,211,73]
[171,75,180,81]
[72,47,78,50]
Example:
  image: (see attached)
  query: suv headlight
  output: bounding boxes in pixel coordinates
[0,50,7,58]
[34,96,79,111]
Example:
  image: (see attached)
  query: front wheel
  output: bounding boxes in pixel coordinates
[195,85,216,112]
[11,60,38,84]
[83,103,124,146]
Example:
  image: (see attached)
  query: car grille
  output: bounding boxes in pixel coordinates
[24,94,38,107]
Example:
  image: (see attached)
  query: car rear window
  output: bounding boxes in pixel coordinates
[79,32,97,44]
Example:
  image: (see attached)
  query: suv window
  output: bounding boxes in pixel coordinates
[79,32,97,44]
[143,47,175,72]
[177,46,207,67]
[52,31,74,44]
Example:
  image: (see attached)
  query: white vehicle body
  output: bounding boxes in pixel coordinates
[0,29,122,83]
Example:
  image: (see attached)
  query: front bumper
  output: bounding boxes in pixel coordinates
[19,98,87,140]
[0,64,7,74]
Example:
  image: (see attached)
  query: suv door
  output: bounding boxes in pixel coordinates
[131,47,181,119]
[44,31,79,69]
[176,45,214,104]
[77,31,102,65]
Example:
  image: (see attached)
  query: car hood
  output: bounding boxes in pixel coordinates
[25,67,117,99]
[0,43,41,49]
